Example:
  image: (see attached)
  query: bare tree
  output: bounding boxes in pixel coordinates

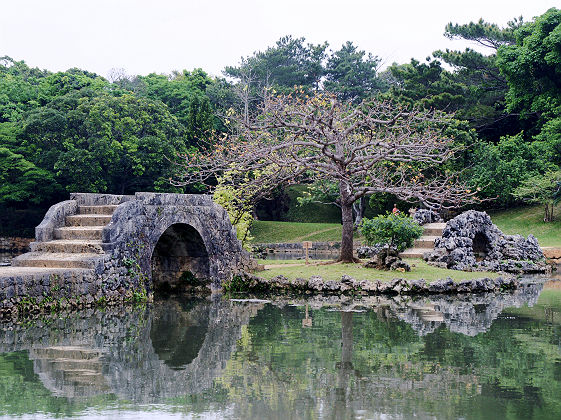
[174,92,477,262]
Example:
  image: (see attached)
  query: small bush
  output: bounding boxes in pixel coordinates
[359,213,423,251]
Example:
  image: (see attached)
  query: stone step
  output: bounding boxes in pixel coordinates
[54,227,103,240]
[47,358,102,371]
[11,252,101,269]
[65,215,113,227]
[30,240,104,254]
[62,370,107,387]
[423,223,446,236]
[399,248,430,259]
[78,205,118,215]
[414,236,440,249]
[33,346,101,360]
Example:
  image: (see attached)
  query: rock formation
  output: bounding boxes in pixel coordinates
[424,210,548,273]
[412,209,443,225]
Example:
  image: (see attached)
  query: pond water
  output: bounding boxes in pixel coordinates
[0,281,560,419]
[255,250,340,260]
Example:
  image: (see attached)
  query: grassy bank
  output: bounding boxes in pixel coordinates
[252,221,344,243]
[490,204,561,247]
[252,204,561,247]
[258,259,498,282]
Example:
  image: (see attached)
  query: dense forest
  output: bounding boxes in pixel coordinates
[1,7,560,236]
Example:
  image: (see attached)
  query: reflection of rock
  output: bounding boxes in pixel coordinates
[103,297,261,403]
[272,280,544,337]
[0,281,547,404]
[389,281,543,336]
[30,346,109,398]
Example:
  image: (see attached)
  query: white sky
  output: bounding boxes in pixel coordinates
[0,0,557,79]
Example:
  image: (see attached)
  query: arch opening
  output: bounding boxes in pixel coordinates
[472,232,490,262]
[151,223,210,293]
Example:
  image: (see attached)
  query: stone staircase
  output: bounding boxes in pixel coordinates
[12,205,117,269]
[29,346,109,398]
[399,222,446,259]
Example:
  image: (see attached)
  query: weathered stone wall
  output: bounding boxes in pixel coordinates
[97,192,255,293]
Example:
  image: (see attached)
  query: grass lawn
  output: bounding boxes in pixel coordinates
[257,259,498,283]
[252,204,561,247]
[490,204,561,247]
[252,221,344,243]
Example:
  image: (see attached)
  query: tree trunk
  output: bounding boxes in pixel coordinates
[333,311,353,420]
[352,196,367,228]
[339,182,355,262]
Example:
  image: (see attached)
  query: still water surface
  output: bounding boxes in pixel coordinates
[0,281,560,419]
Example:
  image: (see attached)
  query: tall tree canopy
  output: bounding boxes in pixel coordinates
[175,93,476,262]
[20,92,186,194]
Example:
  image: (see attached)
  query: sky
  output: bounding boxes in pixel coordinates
[0,0,557,79]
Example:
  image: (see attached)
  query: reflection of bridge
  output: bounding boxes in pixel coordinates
[0,297,263,402]
[0,284,545,403]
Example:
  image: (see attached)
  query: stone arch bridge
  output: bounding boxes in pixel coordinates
[2,193,253,305]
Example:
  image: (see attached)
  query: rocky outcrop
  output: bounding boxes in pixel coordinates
[363,247,411,272]
[424,210,548,273]
[231,271,519,296]
[357,244,385,259]
[413,209,443,225]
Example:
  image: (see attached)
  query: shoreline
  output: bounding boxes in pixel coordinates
[224,272,521,296]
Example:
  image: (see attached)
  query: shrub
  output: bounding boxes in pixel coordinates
[359,213,423,251]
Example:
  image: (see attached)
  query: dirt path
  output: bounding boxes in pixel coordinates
[291,226,340,242]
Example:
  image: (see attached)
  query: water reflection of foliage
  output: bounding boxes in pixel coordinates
[0,289,558,419]
[0,351,119,416]
[214,295,561,419]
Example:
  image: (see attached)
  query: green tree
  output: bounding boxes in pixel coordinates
[468,133,554,205]
[359,213,423,251]
[136,69,217,144]
[513,170,561,222]
[324,41,384,102]
[224,35,327,93]
[497,8,561,125]
[21,92,186,194]
[0,147,57,204]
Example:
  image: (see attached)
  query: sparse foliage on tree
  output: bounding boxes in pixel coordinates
[175,92,477,262]
[513,170,561,222]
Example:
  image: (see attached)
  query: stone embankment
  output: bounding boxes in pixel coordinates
[230,272,519,296]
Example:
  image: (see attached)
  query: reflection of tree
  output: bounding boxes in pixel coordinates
[333,311,353,420]
[0,286,558,419]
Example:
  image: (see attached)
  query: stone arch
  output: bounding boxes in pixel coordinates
[150,223,210,292]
